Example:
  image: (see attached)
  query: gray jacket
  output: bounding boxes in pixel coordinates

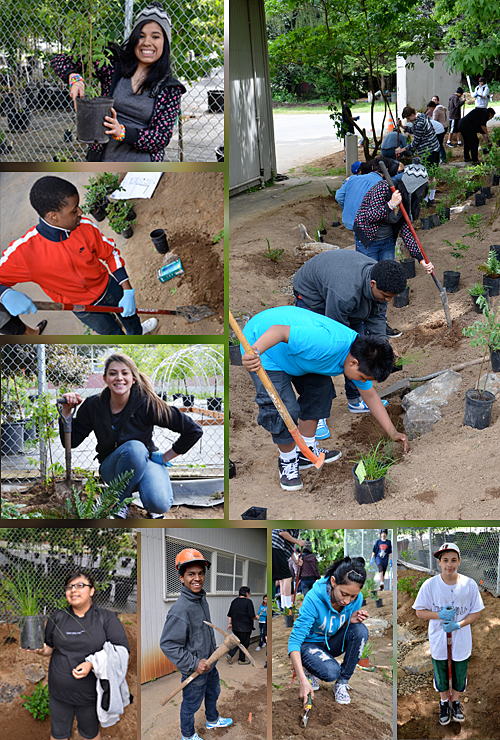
[293,250,387,337]
[86,641,130,728]
[160,584,217,676]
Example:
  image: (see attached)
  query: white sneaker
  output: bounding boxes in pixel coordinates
[111,504,130,519]
[334,683,351,704]
[141,318,158,335]
[255,646,261,651]
[304,669,320,691]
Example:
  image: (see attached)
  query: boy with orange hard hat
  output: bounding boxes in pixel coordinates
[160,549,233,740]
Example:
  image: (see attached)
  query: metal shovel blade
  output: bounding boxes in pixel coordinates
[174,304,216,322]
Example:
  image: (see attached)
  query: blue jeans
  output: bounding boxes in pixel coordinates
[73,276,143,335]
[180,666,220,737]
[258,622,267,647]
[301,621,369,685]
[301,577,317,596]
[99,440,173,514]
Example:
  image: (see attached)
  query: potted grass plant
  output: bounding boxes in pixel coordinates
[352,440,397,505]
[468,282,490,314]
[0,566,46,649]
[106,199,136,238]
[462,296,500,428]
[358,641,373,668]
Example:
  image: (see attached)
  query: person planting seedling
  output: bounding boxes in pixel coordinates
[413,543,484,726]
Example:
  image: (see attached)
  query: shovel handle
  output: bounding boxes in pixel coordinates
[229,310,324,469]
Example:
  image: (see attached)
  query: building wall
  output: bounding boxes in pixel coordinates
[141,527,267,683]
[397,52,463,114]
[229,0,276,195]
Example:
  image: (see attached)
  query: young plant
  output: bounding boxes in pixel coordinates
[436,201,448,223]
[352,440,398,483]
[464,213,487,243]
[394,349,426,367]
[106,200,136,234]
[24,393,62,487]
[463,297,500,396]
[319,215,325,233]
[263,237,285,263]
[82,175,108,213]
[22,683,50,722]
[443,238,470,272]
[468,282,489,297]
[361,641,374,660]
[67,0,116,98]
[213,229,225,244]
[0,564,45,616]
[478,250,500,278]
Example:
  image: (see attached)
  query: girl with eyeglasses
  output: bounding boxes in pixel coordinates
[23,570,130,740]
[288,556,369,708]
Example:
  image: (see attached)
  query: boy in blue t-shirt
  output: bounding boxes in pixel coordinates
[255,595,267,650]
[241,306,409,491]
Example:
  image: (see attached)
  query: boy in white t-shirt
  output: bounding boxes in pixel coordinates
[413,543,484,727]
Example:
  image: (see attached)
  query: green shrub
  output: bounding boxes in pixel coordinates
[22,683,50,722]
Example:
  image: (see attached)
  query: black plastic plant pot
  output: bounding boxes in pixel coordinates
[482,186,492,199]
[491,348,500,373]
[483,276,500,297]
[90,201,107,222]
[320,229,327,235]
[284,614,294,628]
[493,173,500,187]
[332,221,340,227]
[127,208,136,221]
[430,213,441,228]
[490,245,500,262]
[121,226,133,239]
[0,421,24,454]
[475,193,487,207]
[75,97,114,144]
[375,598,383,608]
[229,459,236,479]
[352,466,386,505]
[7,110,31,132]
[466,190,474,199]
[471,293,489,313]
[390,362,403,374]
[229,343,243,366]
[443,207,451,220]
[150,229,169,254]
[362,598,367,606]
[443,270,460,293]
[19,615,45,650]
[463,389,495,430]
[393,286,410,307]
[241,506,267,520]
[63,128,73,143]
[420,217,432,230]
[399,258,416,279]
[207,396,223,412]
[183,395,195,407]
[172,393,183,401]
[208,89,224,113]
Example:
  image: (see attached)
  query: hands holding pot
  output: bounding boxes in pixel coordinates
[104,108,123,138]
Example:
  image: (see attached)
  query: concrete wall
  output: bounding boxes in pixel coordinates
[140,527,267,683]
[397,52,463,114]
[229,0,277,196]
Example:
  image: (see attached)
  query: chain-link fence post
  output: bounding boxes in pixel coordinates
[496,536,500,597]
[37,344,47,479]
[124,0,134,38]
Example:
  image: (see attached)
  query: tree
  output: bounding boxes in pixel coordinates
[301,529,343,573]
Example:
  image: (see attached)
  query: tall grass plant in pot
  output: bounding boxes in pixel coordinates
[0,565,47,649]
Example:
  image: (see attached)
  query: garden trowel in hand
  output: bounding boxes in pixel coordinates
[302,692,313,727]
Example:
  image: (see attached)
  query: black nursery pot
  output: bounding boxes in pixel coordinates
[90,200,107,222]
[229,342,243,366]
[121,225,133,239]
[393,286,410,307]
[443,270,460,293]
[320,228,327,235]
[420,217,432,230]
[466,190,474,199]
[375,598,383,608]
[63,128,73,143]
[182,394,195,407]
[150,228,169,254]
[430,213,441,228]
[229,459,236,479]
[284,614,294,628]
[399,258,416,279]
[491,348,500,373]
[19,615,45,650]
[463,389,495,430]
[241,506,267,520]
[352,466,386,505]
[475,193,487,207]
[493,173,500,187]
[483,276,500,297]
[482,186,492,199]
[332,221,340,227]
[75,96,114,144]
[471,293,489,313]
[172,393,183,401]
[207,396,223,412]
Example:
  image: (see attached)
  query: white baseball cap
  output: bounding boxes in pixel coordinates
[433,542,461,558]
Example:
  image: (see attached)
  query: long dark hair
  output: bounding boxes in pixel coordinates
[396,179,428,223]
[111,21,172,94]
[324,556,366,587]
[103,353,171,423]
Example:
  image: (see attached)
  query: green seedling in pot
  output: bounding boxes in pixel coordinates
[361,641,374,660]
[351,439,398,483]
[468,282,489,297]
[106,199,136,234]
[478,250,500,278]
[464,213,487,243]
[463,297,500,397]
[443,238,470,272]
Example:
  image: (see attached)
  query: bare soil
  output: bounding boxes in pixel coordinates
[397,569,500,739]
[272,590,393,740]
[0,614,137,740]
[229,160,500,520]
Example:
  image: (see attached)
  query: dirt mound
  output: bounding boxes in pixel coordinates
[213,687,267,738]
[397,569,500,739]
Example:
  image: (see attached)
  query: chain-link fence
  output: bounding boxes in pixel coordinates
[345,528,394,590]
[1,343,224,488]
[0,0,223,162]
[0,526,137,620]
[397,527,500,597]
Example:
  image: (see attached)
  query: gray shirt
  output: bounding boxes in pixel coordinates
[293,250,388,337]
[102,77,155,162]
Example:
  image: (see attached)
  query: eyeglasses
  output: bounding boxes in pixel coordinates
[65,583,91,592]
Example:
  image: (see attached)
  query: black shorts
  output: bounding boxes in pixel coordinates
[377,563,387,574]
[272,547,294,581]
[49,695,99,740]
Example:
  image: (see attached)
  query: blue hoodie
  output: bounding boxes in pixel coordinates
[288,576,363,654]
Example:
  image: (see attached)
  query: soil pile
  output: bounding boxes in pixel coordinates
[397,568,500,739]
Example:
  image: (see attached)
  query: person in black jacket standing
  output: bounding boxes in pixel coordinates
[225,587,256,665]
[457,107,496,164]
[59,353,202,519]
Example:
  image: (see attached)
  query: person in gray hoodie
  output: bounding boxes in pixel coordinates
[160,549,233,740]
[293,251,407,435]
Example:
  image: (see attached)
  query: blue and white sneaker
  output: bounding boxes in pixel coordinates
[315,418,331,440]
[348,399,388,414]
[182,735,204,740]
[206,717,233,729]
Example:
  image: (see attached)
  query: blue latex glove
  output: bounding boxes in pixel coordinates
[151,450,173,467]
[1,289,37,316]
[439,605,455,621]
[389,559,392,567]
[443,620,461,633]
[118,288,136,317]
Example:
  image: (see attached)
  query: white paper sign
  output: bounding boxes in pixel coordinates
[111,172,163,200]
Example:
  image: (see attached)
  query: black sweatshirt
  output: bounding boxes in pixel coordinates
[227,596,256,632]
[45,605,129,705]
[59,384,203,464]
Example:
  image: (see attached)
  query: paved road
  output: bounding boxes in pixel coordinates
[272,109,388,173]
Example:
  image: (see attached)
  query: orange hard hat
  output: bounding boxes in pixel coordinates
[175,548,211,571]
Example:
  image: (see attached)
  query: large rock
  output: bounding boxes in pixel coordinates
[0,682,26,703]
[478,372,500,396]
[397,626,416,644]
[364,617,391,634]
[24,663,46,684]
[402,641,433,675]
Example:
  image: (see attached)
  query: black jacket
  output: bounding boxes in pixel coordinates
[59,384,202,464]
[458,107,490,134]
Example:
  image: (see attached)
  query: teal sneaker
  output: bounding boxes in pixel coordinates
[348,399,388,414]
[315,418,331,440]
[206,717,233,729]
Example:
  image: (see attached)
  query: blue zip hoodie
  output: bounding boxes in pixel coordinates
[288,576,363,655]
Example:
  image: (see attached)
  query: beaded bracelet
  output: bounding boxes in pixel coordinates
[388,200,396,210]
[69,74,84,87]
[112,124,126,142]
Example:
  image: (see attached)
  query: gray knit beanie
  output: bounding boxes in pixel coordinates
[133,2,172,46]
[402,163,428,194]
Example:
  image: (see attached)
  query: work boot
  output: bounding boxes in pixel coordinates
[439,700,451,726]
[238,658,251,665]
[278,456,303,491]
[141,318,158,335]
[297,445,342,470]
[451,701,465,722]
